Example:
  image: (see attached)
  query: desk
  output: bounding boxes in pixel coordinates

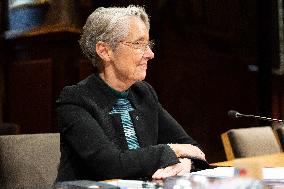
[212,153,284,167]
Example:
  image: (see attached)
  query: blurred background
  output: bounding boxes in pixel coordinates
[0,0,283,163]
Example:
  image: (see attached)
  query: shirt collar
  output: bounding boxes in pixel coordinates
[96,75,129,98]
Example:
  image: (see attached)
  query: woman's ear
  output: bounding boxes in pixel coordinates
[96,41,112,62]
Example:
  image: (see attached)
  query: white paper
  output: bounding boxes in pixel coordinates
[189,167,284,180]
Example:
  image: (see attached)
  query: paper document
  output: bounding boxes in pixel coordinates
[102,179,161,189]
[189,167,284,180]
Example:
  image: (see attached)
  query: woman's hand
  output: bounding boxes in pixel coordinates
[152,158,192,180]
[168,144,206,160]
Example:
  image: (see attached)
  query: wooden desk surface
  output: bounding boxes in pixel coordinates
[213,153,284,167]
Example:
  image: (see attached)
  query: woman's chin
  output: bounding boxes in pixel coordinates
[136,73,147,81]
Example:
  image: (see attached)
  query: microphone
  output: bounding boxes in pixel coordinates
[228,110,283,122]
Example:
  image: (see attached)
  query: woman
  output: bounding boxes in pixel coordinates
[56,5,207,182]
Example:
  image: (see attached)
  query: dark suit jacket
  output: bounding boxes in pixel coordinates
[56,74,203,182]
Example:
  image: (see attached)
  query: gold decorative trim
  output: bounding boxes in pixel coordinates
[9,0,50,9]
[4,23,82,40]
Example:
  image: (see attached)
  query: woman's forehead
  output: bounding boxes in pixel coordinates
[124,17,149,41]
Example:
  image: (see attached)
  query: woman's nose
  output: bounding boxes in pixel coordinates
[143,46,154,60]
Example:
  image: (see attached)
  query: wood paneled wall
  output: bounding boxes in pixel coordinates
[0,0,8,125]
[4,30,82,133]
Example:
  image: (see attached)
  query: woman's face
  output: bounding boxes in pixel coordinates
[109,16,154,85]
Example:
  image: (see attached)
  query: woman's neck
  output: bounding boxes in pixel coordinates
[99,72,133,92]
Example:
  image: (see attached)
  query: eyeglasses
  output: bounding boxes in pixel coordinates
[120,40,155,51]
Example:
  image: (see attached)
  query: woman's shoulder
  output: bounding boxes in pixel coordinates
[57,74,98,104]
[133,80,154,91]
[131,80,159,101]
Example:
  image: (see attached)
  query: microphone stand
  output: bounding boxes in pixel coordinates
[228,110,284,129]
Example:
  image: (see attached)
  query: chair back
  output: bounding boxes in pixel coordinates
[0,133,60,189]
[275,127,284,151]
[221,126,282,160]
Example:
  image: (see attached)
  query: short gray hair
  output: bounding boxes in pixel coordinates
[79,5,150,68]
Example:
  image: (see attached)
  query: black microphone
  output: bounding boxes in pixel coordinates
[228,110,283,122]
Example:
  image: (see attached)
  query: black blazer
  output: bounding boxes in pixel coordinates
[56,74,203,182]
